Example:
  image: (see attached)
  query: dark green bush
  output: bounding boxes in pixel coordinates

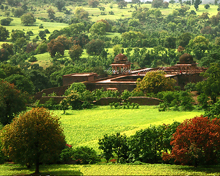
[99,133,129,163]
[157,91,194,111]
[60,146,73,164]
[1,18,13,26]
[37,98,61,110]
[128,122,180,164]
[72,146,100,164]
[29,56,37,62]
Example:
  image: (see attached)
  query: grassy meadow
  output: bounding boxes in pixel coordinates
[55,106,203,151]
[1,106,218,176]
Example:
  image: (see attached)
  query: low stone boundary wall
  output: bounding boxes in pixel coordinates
[39,96,66,104]
[95,98,120,105]
[128,97,162,105]
[95,97,162,105]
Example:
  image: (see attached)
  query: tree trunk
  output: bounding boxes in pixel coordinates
[34,157,40,174]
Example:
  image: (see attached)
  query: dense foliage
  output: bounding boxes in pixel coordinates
[1,107,66,174]
[135,71,176,95]
[163,116,220,167]
[0,80,29,125]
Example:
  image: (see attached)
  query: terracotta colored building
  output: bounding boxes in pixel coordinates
[63,73,98,86]
[35,53,207,99]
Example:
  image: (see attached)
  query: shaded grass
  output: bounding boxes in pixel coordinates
[54,106,203,151]
[1,163,220,175]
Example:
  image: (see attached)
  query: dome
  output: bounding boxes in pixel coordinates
[178,53,195,64]
[114,53,128,63]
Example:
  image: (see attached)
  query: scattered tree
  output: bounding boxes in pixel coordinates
[55,0,65,12]
[21,13,36,26]
[74,7,89,20]
[11,30,25,42]
[1,18,13,26]
[69,44,83,61]
[89,0,99,8]
[0,26,9,41]
[47,8,55,20]
[47,39,65,57]
[204,4,210,9]
[1,107,66,174]
[152,0,163,8]
[89,21,107,35]
[194,0,202,11]
[85,39,105,56]
[196,63,220,103]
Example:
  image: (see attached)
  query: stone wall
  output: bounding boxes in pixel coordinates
[176,73,203,89]
[85,82,137,93]
[35,85,69,100]
[95,98,120,105]
[95,97,162,105]
[38,96,66,104]
[128,97,162,105]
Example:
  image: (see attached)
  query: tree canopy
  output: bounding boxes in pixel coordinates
[0,80,29,125]
[1,107,66,174]
[135,71,176,95]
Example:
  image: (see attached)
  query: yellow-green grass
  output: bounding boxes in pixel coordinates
[0,17,68,40]
[54,106,203,152]
[1,160,220,175]
[189,4,219,16]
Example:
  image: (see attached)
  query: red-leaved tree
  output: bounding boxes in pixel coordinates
[163,116,220,167]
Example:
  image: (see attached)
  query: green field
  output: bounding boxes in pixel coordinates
[55,106,203,151]
[0,105,216,176]
[1,163,220,175]
[0,106,214,175]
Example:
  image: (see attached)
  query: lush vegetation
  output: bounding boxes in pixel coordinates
[1,0,220,174]
[0,0,220,94]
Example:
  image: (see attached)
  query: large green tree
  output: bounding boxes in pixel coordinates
[196,63,220,103]
[0,26,9,41]
[85,39,104,55]
[5,74,34,94]
[55,0,65,11]
[69,44,83,61]
[21,13,36,26]
[135,71,176,95]
[1,107,66,174]
[89,21,107,35]
[194,0,202,11]
[0,80,29,125]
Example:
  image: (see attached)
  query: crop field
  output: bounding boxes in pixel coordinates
[53,106,203,151]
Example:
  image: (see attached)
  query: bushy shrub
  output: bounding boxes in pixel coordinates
[1,18,13,26]
[35,42,47,54]
[59,145,73,164]
[121,89,131,101]
[39,24,44,28]
[184,82,196,91]
[65,91,82,110]
[72,146,100,164]
[65,82,86,95]
[0,141,6,164]
[29,56,37,62]
[163,116,220,166]
[99,133,129,163]
[37,98,60,110]
[128,122,180,163]
[204,99,220,119]
[157,91,194,111]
